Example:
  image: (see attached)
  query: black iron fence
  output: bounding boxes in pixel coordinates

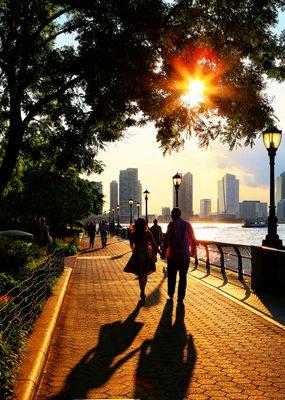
[194,240,252,279]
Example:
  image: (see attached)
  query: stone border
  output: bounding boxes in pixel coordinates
[14,266,72,400]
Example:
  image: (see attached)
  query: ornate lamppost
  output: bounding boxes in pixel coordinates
[173,173,182,207]
[262,128,283,249]
[137,201,140,219]
[117,205,120,225]
[144,190,149,225]
[128,199,133,224]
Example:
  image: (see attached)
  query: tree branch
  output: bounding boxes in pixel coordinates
[23,76,82,128]
[33,7,75,38]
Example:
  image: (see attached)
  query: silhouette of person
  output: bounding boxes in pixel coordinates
[124,218,161,305]
[161,207,196,304]
[97,220,109,247]
[150,218,163,261]
[134,301,196,399]
[50,305,143,400]
[86,220,96,248]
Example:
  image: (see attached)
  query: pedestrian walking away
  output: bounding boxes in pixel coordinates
[150,218,163,261]
[86,220,96,248]
[98,220,109,248]
[161,208,196,304]
[124,218,161,306]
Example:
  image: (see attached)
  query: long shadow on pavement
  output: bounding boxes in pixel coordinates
[51,304,143,400]
[134,300,196,400]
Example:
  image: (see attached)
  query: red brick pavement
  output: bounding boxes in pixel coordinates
[35,236,285,400]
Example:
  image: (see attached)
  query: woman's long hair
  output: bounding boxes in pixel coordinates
[133,218,147,242]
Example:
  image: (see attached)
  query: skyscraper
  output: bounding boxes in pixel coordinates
[110,180,118,214]
[276,172,285,204]
[239,201,267,220]
[217,174,239,217]
[137,180,142,211]
[173,172,193,220]
[200,199,212,218]
[119,168,139,222]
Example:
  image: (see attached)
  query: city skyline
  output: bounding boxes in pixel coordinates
[100,171,285,218]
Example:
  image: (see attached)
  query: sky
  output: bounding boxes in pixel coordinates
[58,9,285,215]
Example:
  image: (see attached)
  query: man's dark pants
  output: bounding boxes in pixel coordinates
[167,258,190,301]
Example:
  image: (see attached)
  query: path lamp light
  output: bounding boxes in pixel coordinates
[129,199,133,224]
[262,127,283,249]
[144,190,150,225]
[173,173,182,207]
[112,208,115,222]
[117,205,120,225]
[137,202,140,219]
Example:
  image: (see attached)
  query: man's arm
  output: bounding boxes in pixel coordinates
[188,223,197,257]
[161,223,171,259]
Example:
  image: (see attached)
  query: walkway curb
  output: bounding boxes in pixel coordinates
[14,266,72,400]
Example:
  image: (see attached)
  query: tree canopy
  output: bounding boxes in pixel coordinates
[0,0,284,194]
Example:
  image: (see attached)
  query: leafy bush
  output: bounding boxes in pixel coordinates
[0,274,19,293]
[0,238,44,276]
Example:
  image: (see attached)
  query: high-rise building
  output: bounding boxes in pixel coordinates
[277,199,285,221]
[110,180,118,215]
[217,174,239,217]
[276,172,285,204]
[200,199,212,218]
[173,172,193,220]
[137,180,142,209]
[119,168,139,222]
[239,201,267,221]
[162,207,171,216]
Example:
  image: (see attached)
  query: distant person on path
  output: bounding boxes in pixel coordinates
[98,220,109,248]
[109,220,115,236]
[150,219,163,261]
[86,221,96,248]
[38,217,52,246]
[124,218,161,305]
[161,208,196,304]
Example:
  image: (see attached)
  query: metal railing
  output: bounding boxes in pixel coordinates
[194,240,252,280]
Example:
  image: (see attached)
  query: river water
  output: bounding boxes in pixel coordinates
[158,222,285,246]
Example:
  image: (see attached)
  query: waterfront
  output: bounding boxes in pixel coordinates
[158,222,285,246]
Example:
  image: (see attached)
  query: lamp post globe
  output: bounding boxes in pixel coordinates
[143,190,150,225]
[173,173,182,207]
[137,202,140,219]
[128,199,133,224]
[262,128,283,249]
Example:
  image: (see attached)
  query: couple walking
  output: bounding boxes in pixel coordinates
[124,207,196,305]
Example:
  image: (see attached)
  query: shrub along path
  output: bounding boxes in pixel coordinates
[35,235,285,400]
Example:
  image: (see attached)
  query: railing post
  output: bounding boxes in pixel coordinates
[234,245,243,280]
[217,244,225,274]
[204,243,210,271]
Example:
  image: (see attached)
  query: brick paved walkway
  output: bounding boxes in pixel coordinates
[35,236,285,400]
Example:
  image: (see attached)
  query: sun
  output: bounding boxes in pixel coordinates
[181,78,206,108]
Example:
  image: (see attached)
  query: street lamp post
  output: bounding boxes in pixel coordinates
[262,128,283,249]
[137,202,140,219]
[143,190,149,225]
[173,173,182,207]
[112,208,115,222]
[117,205,120,225]
[128,199,133,224]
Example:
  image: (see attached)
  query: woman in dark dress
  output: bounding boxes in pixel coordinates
[124,218,160,305]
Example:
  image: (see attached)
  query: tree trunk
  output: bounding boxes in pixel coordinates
[0,113,24,195]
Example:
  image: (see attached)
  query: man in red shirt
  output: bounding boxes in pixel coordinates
[161,208,196,304]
